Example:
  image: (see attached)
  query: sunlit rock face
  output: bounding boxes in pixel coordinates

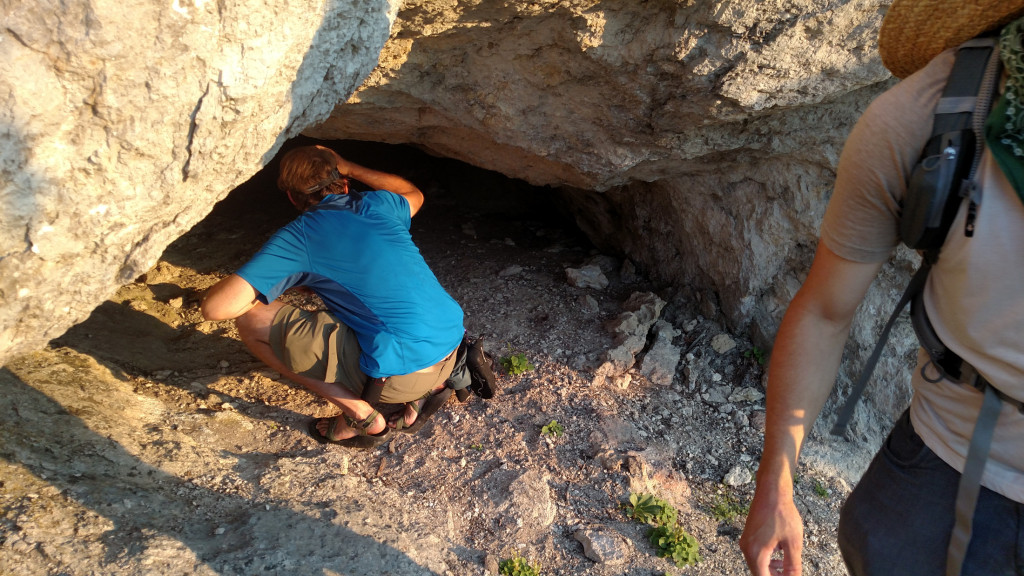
[318,0,891,190]
[0,0,399,362]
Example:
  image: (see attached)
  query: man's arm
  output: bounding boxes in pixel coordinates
[200,274,260,321]
[739,243,883,576]
[330,150,424,217]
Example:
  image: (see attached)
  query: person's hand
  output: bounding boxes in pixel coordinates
[739,483,804,575]
[316,146,355,176]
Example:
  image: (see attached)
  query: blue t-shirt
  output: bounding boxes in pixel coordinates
[237,191,464,378]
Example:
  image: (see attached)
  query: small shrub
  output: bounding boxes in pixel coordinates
[744,346,766,366]
[500,352,535,375]
[625,493,700,568]
[498,554,542,576]
[649,524,702,568]
[813,479,829,498]
[625,493,677,528]
[540,420,564,438]
[710,490,749,523]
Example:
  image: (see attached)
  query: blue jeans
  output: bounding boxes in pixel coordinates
[837,410,1024,575]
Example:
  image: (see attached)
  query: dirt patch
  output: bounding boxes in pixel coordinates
[1,142,853,575]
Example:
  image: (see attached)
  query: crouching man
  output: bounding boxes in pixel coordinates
[201,145,464,448]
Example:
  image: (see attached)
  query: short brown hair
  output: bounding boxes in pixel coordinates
[277,146,347,210]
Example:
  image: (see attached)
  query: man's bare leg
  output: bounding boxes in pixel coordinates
[234,301,384,439]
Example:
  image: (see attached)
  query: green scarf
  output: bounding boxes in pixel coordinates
[985,16,1024,203]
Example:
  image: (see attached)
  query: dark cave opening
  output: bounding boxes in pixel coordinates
[176,136,596,278]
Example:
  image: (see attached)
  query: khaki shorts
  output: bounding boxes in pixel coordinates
[269,305,458,404]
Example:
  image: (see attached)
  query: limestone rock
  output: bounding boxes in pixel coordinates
[723,465,753,487]
[579,294,600,314]
[0,0,399,362]
[575,526,631,565]
[640,320,682,386]
[623,292,666,326]
[711,334,738,354]
[598,292,667,378]
[703,385,733,405]
[565,264,609,290]
[499,265,523,277]
[471,468,555,541]
[729,387,766,404]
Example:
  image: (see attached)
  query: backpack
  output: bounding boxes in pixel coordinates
[445,334,498,402]
[830,36,1023,576]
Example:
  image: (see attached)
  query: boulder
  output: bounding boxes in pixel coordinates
[1,0,399,361]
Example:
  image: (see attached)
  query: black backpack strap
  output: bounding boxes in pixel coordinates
[901,38,999,250]
[946,383,1002,576]
[932,37,997,135]
[940,37,1002,238]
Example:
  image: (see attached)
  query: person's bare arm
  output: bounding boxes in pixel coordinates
[739,243,883,576]
[330,150,424,217]
[200,274,260,321]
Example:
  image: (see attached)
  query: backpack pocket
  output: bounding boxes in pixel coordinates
[902,130,974,251]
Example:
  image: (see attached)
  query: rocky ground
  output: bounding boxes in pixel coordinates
[0,141,859,575]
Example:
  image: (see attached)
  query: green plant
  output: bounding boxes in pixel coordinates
[498,554,542,576]
[625,493,677,528]
[625,493,700,568]
[813,479,829,498]
[649,524,702,568]
[744,346,766,366]
[710,490,750,523]
[500,351,535,375]
[540,420,564,438]
[469,443,484,451]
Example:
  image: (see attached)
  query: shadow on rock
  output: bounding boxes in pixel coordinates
[0,359,439,575]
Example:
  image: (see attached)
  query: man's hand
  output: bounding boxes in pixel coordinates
[321,146,424,217]
[740,479,804,575]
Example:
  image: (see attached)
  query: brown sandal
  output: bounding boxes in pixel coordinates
[308,410,392,448]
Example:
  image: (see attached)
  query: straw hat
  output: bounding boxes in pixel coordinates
[879,0,1024,78]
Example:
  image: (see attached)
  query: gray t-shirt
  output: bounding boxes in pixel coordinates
[821,49,1024,503]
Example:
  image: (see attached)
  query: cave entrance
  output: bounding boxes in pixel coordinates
[58,138,649,377]
[160,137,627,350]
[182,136,596,282]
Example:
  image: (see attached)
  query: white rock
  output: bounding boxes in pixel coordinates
[575,526,630,564]
[711,334,737,354]
[729,387,766,403]
[723,465,753,487]
[565,265,609,290]
[499,265,523,277]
